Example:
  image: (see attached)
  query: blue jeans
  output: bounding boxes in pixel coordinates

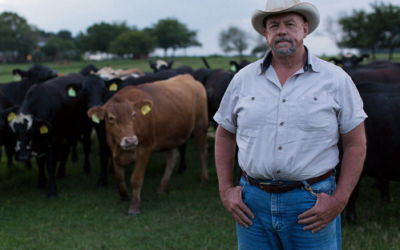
[237,175,341,250]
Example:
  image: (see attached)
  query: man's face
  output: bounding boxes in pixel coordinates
[263,12,308,56]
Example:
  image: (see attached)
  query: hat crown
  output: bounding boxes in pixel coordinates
[265,0,301,12]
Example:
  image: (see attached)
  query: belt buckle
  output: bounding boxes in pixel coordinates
[259,182,271,192]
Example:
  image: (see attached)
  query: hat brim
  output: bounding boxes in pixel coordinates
[251,2,320,36]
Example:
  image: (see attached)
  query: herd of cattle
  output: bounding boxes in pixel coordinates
[0,54,399,222]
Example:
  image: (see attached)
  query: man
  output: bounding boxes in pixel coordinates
[214,0,367,249]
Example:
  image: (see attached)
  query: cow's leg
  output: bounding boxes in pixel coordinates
[346,181,360,224]
[194,119,209,187]
[56,144,69,179]
[113,160,129,201]
[128,149,151,216]
[24,160,32,169]
[47,144,59,197]
[4,142,14,167]
[82,131,91,175]
[376,178,391,204]
[94,123,110,187]
[71,142,78,163]
[177,144,187,174]
[158,148,179,193]
[36,156,47,188]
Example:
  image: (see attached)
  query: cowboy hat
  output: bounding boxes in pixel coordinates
[251,0,320,36]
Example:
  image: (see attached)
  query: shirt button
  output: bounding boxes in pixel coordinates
[280,122,284,126]
[282,99,286,103]
[278,146,282,150]
[277,170,281,174]
[251,97,255,100]
[314,97,318,101]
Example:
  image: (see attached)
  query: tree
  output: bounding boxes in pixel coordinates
[0,12,38,62]
[80,22,132,53]
[109,30,157,58]
[57,30,73,40]
[42,36,75,61]
[152,18,200,57]
[370,2,400,60]
[219,26,249,61]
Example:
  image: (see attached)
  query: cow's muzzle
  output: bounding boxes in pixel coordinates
[120,136,139,150]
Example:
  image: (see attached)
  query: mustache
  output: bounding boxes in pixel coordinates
[274,37,294,45]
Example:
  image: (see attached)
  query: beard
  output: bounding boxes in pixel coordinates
[272,37,296,56]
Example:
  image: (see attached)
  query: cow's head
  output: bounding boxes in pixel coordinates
[329,53,370,68]
[95,66,122,80]
[87,96,153,150]
[8,112,52,161]
[229,60,250,72]
[12,64,58,83]
[79,64,99,77]
[149,60,174,73]
[66,74,123,109]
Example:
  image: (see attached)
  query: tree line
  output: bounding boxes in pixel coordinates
[0,12,201,63]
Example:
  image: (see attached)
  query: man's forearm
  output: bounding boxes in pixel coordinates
[215,126,237,193]
[334,123,367,206]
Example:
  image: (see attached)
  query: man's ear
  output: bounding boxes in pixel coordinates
[105,78,123,92]
[87,107,106,121]
[132,100,153,116]
[65,82,83,97]
[303,22,308,38]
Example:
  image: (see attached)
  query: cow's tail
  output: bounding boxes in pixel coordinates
[201,57,211,69]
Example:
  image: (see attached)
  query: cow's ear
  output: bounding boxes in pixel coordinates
[229,61,238,72]
[87,107,106,122]
[65,82,83,97]
[105,79,123,92]
[12,69,30,78]
[32,119,52,135]
[168,60,174,69]
[149,60,157,71]
[132,100,153,116]
[2,105,20,123]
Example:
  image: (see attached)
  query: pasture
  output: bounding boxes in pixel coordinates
[0,57,400,250]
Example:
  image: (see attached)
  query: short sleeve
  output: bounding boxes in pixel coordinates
[213,78,239,134]
[334,74,367,134]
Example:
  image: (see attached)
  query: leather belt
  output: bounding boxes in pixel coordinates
[242,170,333,194]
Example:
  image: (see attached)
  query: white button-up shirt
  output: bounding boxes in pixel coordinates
[214,49,367,181]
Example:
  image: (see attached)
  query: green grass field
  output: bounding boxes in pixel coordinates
[0,56,400,249]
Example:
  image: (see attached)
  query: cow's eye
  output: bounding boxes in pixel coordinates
[108,116,115,123]
[132,112,136,119]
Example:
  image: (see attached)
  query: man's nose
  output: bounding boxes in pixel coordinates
[277,24,288,35]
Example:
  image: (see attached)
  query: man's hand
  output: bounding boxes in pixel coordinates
[220,186,255,228]
[298,192,346,233]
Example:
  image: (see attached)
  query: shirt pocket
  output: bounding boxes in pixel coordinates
[296,95,336,131]
[235,96,269,131]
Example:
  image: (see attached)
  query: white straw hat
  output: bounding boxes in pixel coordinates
[251,0,320,36]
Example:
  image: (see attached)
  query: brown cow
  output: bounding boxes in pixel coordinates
[87,74,208,215]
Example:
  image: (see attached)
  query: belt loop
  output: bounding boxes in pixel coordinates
[302,181,317,195]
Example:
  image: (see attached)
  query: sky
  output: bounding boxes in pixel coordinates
[1,0,400,57]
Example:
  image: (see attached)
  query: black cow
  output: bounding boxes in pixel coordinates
[0,64,58,168]
[7,73,92,196]
[149,60,174,72]
[229,60,251,72]
[328,53,370,69]
[79,64,99,77]
[337,82,400,224]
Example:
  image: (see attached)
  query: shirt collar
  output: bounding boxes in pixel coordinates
[258,46,320,75]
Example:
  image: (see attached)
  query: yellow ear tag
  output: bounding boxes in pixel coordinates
[230,64,237,72]
[92,114,100,124]
[68,87,76,97]
[7,112,16,121]
[40,125,48,134]
[141,105,151,115]
[109,83,118,91]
